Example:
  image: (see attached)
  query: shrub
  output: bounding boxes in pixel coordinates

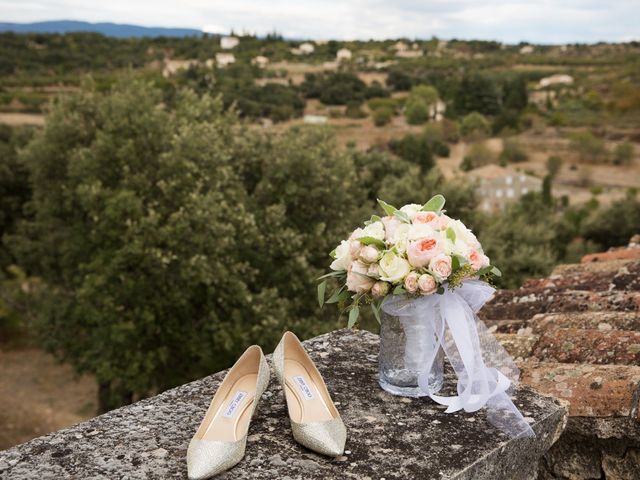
[345,101,367,119]
[367,97,398,113]
[569,131,608,164]
[372,106,393,126]
[460,112,491,140]
[613,142,634,166]
[461,143,495,171]
[582,193,640,249]
[441,119,460,143]
[499,139,528,164]
[405,99,429,125]
[386,69,412,91]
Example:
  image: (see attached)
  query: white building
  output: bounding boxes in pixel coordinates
[162,59,198,78]
[299,42,315,54]
[303,115,328,125]
[251,55,269,68]
[468,164,542,212]
[519,45,534,55]
[336,48,352,62]
[538,74,574,89]
[220,36,239,49]
[215,53,236,67]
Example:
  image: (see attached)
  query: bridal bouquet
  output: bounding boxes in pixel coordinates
[317,194,500,326]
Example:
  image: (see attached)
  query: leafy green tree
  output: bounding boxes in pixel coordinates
[569,131,608,164]
[460,112,491,140]
[386,69,412,91]
[454,73,501,116]
[461,143,495,171]
[388,133,434,171]
[582,191,640,249]
[405,99,429,125]
[372,106,393,126]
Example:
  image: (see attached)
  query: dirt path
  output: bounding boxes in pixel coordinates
[0,113,45,127]
[0,347,97,450]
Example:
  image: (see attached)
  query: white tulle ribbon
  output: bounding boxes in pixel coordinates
[382,280,535,438]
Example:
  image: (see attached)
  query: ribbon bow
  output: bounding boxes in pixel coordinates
[382,280,535,438]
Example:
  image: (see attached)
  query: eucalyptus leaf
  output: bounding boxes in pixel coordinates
[377,199,397,216]
[348,306,360,328]
[358,236,386,249]
[393,210,411,223]
[317,280,327,308]
[325,286,346,304]
[490,266,502,277]
[446,227,456,242]
[393,285,406,295]
[371,302,381,324]
[317,271,345,280]
[421,194,446,213]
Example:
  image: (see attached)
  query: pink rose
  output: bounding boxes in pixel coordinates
[367,263,380,277]
[381,216,401,243]
[407,236,443,267]
[418,274,437,295]
[359,245,380,264]
[412,211,438,225]
[404,272,419,294]
[434,214,451,230]
[346,261,374,294]
[371,281,390,298]
[429,254,452,281]
[468,249,490,270]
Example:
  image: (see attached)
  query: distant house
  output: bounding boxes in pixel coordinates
[429,100,447,121]
[336,48,352,61]
[220,36,239,49]
[162,59,198,77]
[251,55,269,68]
[299,42,315,54]
[519,45,534,55]
[395,50,423,58]
[392,41,409,52]
[468,164,542,211]
[538,74,574,89]
[215,53,236,67]
[303,115,328,125]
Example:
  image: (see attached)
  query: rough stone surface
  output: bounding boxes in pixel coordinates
[494,333,539,360]
[528,311,640,334]
[0,329,567,480]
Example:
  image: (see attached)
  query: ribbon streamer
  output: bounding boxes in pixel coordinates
[382,280,535,438]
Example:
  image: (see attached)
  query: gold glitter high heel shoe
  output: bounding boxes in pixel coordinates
[273,331,347,457]
[187,345,270,479]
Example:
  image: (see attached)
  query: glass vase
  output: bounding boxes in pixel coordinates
[378,296,445,397]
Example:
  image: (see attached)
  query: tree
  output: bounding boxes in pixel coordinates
[460,143,495,171]
[569,131,608,164]
[386,69,412,91]
[388,133,434,171]
[372,106,393,126]
[499,139,528,164]
[613,142,634,166]
[453,73,501,116]
[460,112,491,140]
[582,191,640,249]
[405,99,429,125]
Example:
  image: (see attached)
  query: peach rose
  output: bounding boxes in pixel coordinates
[429,254,452,282]
[346,261,375,293]
[404,272,419,294]
[407,236,443,268]
[371,281,390,298]
[418,274,437,295]
[468,249,490,270]
[412,211,438,225]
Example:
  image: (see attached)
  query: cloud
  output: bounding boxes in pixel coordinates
[1,0,637,43]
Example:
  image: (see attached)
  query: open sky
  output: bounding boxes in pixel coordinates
[1,0,638,43]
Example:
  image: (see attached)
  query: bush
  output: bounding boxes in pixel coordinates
[460,112,491,140]
[386,69,412,91]
[368,97,398,113]
[405,99,429,125]
[345,101,367,119]
[582,193,640,249]
[461,143,495,171]
[389,133,434,171]
[372,106,393,126]
[613,142,634,166]
[499,139,528,164]
[569,131,608,164]
[441,119,460,143]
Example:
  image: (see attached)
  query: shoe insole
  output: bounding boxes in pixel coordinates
[284,359,333,423]
[202,373,257,442]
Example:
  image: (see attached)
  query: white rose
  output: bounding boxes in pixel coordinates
[361,221,385,241]
[330,240,352,271]
[448,219,481,250]
[379,251,412,283]
[382,216,401,242]
[391,223,411,253]
[359,245,381,263]
[346,261,375,293]
[407,223,437,241]
[399,203,423,220]
[367,263,380,277]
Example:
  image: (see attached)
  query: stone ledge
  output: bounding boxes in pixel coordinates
[0,329,567,479]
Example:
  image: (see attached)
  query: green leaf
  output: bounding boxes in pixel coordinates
[371,302,381,324]
[421,194,446,213]
[371,214,382,223]
[476,266,493,276]
[358,236,386,249]
[393,210,411,223]
[490,266,502,277]
[317,281,327,308]
[446,227,456,242]
[436,286,445,294]
[317,271,345,280]
[329,248,337,259]
[325,286,346,304]
[451,255,460,271]
[393,285,406,295]
[377,199,397,216]
[348,306,360,328]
